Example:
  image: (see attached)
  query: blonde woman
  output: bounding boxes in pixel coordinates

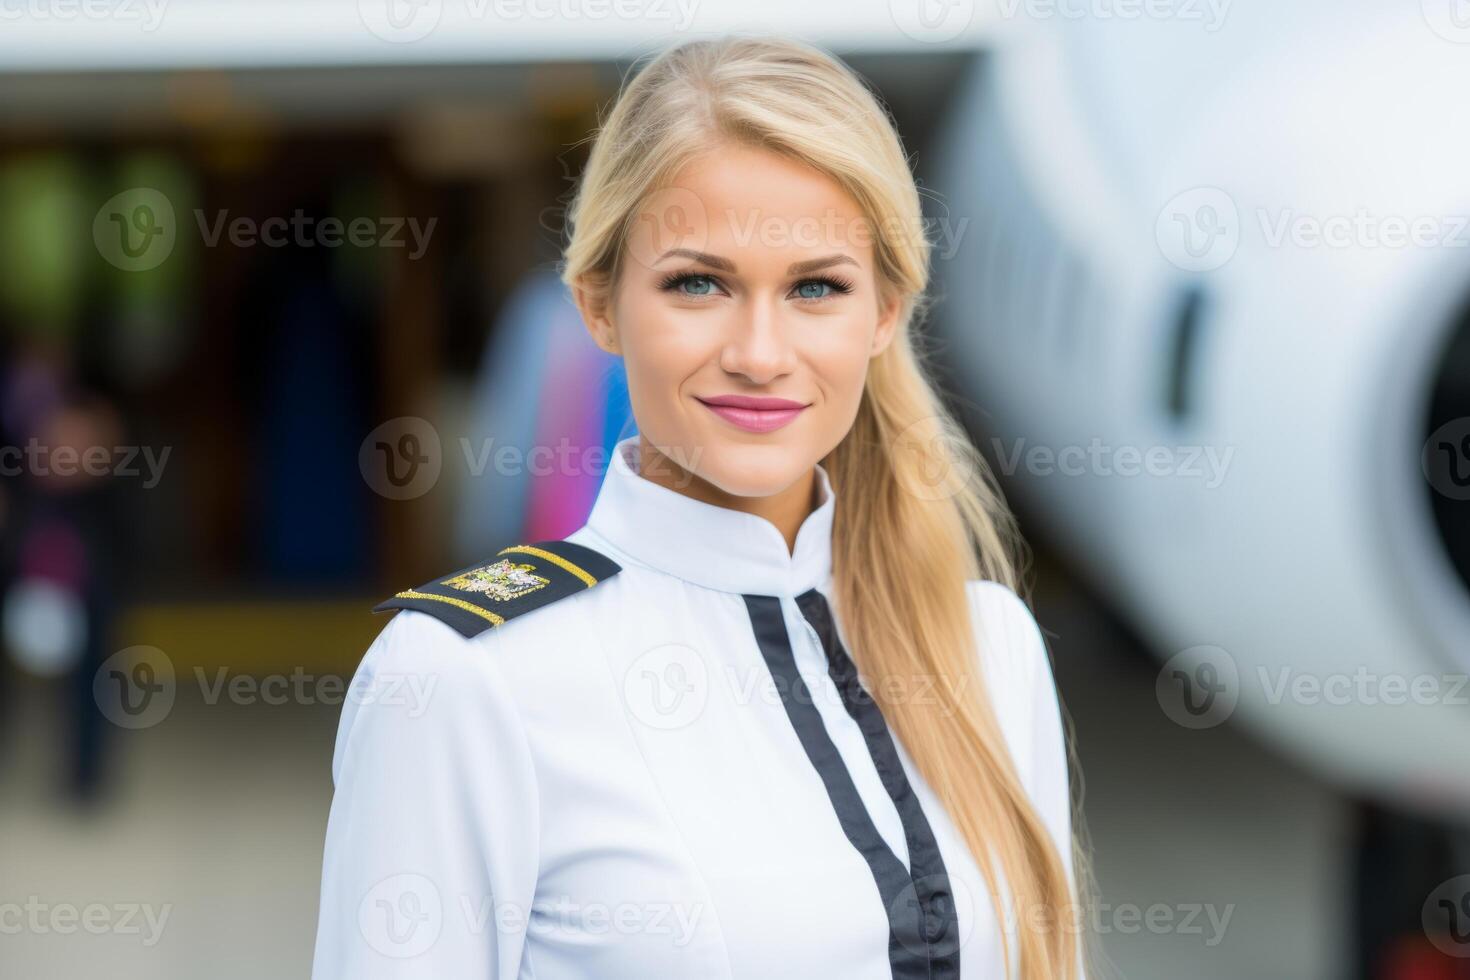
[312,34,1088,980]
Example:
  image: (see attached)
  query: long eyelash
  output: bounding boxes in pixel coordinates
[657,271,716,292]
[803,275,854,295]
[655,271,855,296]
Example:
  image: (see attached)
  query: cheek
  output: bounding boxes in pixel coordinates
[804,325,877,406]
[614,296,713,413]
[624,318,708,385]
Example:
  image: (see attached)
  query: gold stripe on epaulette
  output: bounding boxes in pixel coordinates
[497,544,599,588]
[393,590,506,626]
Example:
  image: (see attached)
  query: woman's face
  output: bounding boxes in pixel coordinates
[578,143,900,501]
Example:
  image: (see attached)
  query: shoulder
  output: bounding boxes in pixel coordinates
[332,538,623,777]
[964,581,1078,903]
[332,606,516,775]
[963,578,1050,691]
[962,578,1059,778]
[346,534,623,716]
[371,538,623,639]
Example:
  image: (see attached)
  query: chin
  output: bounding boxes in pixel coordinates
[694,438,815,498]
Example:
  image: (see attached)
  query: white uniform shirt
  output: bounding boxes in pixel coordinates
[311,433,1078,980]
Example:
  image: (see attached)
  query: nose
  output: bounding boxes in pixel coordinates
[718,297,796,384]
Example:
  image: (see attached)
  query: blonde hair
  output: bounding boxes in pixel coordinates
[558,34,1090,980]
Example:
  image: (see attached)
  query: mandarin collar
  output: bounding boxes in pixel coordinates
[583,434,835,597]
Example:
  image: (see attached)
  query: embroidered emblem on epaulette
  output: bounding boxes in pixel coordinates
[442,559,549,600]
[372,540,621,638]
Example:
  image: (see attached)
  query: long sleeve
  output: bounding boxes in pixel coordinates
[969,580,1087,980]
[1019,603,1088,980]
[1008,588,1088,980]
[311,609,541,980]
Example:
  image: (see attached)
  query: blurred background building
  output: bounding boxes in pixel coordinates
[2,2,1468,978]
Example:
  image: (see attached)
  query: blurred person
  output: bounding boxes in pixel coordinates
[312,35,1089,980]
[0,333,127,804]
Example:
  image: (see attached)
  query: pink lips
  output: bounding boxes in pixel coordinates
[696,394,810,433]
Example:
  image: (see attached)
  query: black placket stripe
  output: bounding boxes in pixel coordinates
[796,587,962,980]
[741,593,932,980]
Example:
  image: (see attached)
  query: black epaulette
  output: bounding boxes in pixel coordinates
[372,540,621,638]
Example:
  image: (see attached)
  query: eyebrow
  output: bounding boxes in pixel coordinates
[655,248,859,276]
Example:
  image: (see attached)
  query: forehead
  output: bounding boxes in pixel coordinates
[662,145,874,264]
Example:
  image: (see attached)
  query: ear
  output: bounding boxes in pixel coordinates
[573,278,620,356]
[871,293,901,357]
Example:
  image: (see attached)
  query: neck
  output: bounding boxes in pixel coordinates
[634,434,818,556]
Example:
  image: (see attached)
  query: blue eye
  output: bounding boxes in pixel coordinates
[655,271,855,302]
[793,276,855,301]
[657,272,721,298]
[796,281,830,300]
